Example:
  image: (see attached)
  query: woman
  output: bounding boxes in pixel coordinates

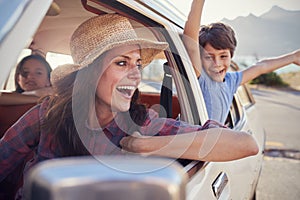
[0,14,258,199]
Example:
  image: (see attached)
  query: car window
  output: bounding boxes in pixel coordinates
[225,85,252,129]
[225,96,241,128]
[236,84,255,108]
[133,26,181,120]
[139,58,167,93]
[46,52,73,70]
[139,56,177,93]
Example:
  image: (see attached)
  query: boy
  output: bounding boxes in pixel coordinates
[183,0,300,124]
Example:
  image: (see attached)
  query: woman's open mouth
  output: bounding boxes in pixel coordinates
[116,85,136,98]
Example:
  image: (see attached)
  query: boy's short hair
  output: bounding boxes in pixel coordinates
[199,22,237,57]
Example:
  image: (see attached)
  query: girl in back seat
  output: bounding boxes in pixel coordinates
[0,54,53,105]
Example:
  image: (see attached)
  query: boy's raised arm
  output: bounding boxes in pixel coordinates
[241,49,300,85]
[183,0,205,78]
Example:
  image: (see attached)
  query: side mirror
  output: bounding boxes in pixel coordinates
[24,156,187,200]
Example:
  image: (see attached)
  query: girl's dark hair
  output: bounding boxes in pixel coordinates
[14,54,52,93]
[44,55,147,157]
[199,22,237,57]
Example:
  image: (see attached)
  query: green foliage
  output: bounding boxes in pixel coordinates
[250,72,289,87]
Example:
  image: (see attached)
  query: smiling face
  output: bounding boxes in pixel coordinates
[95,45,142,116]
[201,43,232,82]
[17,59,51,91]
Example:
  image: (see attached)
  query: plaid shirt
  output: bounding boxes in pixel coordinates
[0,99,215,184]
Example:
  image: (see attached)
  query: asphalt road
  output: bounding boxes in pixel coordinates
[250,87,300,200]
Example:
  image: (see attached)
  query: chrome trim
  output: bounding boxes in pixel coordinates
[212,172,229,199]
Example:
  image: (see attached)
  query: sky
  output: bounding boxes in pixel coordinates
[173,0,300,24]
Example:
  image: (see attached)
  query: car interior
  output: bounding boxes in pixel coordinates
[0,1,263,199]
[0,0,186,150]
[0,0,256,167]
[0,0,256,149]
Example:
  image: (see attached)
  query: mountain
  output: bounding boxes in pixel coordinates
[221,6,300,58]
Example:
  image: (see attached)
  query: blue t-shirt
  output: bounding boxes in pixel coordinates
[198,70,243,124]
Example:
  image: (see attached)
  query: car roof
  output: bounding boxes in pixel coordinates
[30,0,187,56]
[0,0,197,117]
[32,0,95,56]
[0,0,187,86]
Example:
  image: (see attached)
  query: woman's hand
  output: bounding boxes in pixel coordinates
[120,131,149,155]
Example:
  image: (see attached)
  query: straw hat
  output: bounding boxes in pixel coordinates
[70,14,169,68]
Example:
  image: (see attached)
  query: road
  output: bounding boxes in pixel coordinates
[250,87,300,200]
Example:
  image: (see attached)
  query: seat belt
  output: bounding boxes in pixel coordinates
[159,62,173,118]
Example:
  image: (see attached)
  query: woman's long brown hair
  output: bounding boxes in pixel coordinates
[43,55,147,156]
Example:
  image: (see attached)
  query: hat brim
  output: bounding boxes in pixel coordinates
[78,39,168,68]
